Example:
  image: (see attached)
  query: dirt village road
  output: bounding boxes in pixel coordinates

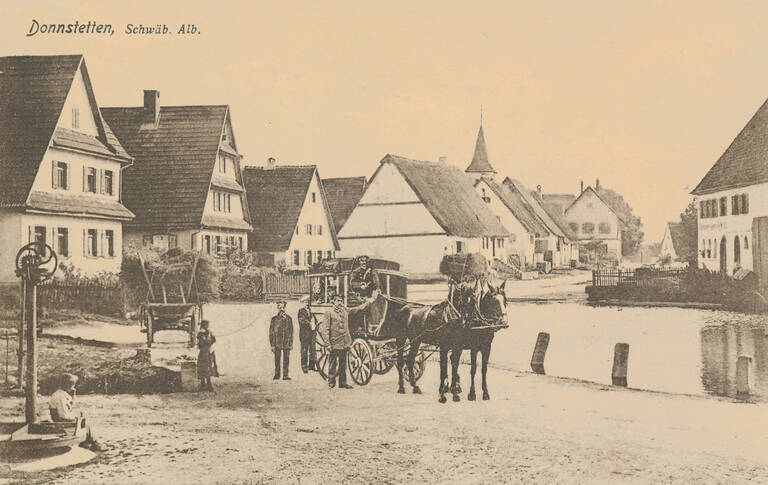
[4,272,768,484]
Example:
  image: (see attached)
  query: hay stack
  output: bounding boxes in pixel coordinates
[121,245,220,310]
[439,253,489,282]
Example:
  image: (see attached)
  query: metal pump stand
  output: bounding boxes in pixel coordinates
[14,242,57,424]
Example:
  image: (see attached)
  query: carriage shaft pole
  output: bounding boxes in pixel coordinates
[24,284,38,424]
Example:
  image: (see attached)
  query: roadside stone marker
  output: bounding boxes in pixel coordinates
[530,332,550,374]
[736,355,753,397]
[612,343,629,387]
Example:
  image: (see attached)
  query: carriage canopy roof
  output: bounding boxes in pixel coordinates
[310,257,400,273]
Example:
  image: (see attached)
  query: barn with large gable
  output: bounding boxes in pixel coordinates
[337,154,509,275]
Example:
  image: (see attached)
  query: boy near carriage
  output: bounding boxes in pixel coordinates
[323,294,353,389]
[270,301,293,380]
[298,297,316,373]
[197,319,218,391]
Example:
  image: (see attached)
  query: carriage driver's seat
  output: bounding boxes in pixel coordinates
[348,291,387,336]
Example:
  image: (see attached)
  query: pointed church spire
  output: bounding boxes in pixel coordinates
[465,121,496,176]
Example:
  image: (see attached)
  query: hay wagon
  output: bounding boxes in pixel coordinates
[308,258,429,386]
[137,252,203,348]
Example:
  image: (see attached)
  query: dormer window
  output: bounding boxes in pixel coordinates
[72,107,80,129]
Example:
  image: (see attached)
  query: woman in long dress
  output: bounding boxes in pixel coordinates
[197,319,217,391]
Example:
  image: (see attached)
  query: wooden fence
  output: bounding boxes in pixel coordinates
[591,268,687,287]
[263,273,309,296]
[39,282,123,316]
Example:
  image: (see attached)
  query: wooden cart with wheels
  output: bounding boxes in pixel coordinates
[137,252,203,348]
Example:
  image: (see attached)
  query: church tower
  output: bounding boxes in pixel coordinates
[465,122,497,184]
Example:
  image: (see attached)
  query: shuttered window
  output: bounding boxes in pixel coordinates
[57,228,69,257]
[52,161,68,190]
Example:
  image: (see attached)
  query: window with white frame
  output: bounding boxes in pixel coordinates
[57,228,69,257]
[306,224,312,235]
[105,230,115,257]
[85,167,97,193]
[85,229,98,257]
[52,161,68,190]
[103,170,113,196]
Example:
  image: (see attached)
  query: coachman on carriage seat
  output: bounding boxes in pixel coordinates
[349,255,379,305]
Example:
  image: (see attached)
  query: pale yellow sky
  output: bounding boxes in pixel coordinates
[4,1,768,240]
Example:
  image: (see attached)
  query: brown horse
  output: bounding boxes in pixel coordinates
[389,282,481,398]
[461,281,508,401]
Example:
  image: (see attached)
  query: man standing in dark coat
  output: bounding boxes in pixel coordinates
[323,294,353,389]
[269,301,293,380]
[298,297,316,373]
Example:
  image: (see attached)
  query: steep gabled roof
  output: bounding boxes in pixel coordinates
[692,98,768,195]
[102,105,239,231]
[323,176,368,231]
[477,178,549,236]
[379,154,508,237]
[540,202,577,241]
[465,125,496,174]
[666,222,685,256]
[538,193,577,240]
[243,165,340,252]
[566,186,623,224]
[0,55,131,208]
[503,178,568,240]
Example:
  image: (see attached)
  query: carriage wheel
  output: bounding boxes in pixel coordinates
[347,338,373,386]
[313,326,330,380]
[373,341,397,375]
[402,350,426,382]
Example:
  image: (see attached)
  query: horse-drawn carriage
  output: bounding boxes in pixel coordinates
[308,254,509,402]
[308,257,429,386]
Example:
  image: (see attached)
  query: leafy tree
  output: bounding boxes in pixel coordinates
[595,186,645,256]
[676,201,699,267]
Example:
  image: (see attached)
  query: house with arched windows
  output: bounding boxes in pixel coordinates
[690,98,768,274]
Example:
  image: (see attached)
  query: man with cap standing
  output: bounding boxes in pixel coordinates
[324,294,353,389]
[298,297,316,373]
[269,301,293,380]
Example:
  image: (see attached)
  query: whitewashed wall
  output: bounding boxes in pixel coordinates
[697,183,764,273]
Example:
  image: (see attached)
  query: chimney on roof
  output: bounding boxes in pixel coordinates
[596,178,600,189]
[536,184,542,201]
[142,90,160,127]
[266,157,276,170]
[580,180,584,194]
[438,156,447,164]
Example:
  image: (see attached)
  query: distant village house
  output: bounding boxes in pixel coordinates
[564,180,622,262]
[243,160,339,269]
